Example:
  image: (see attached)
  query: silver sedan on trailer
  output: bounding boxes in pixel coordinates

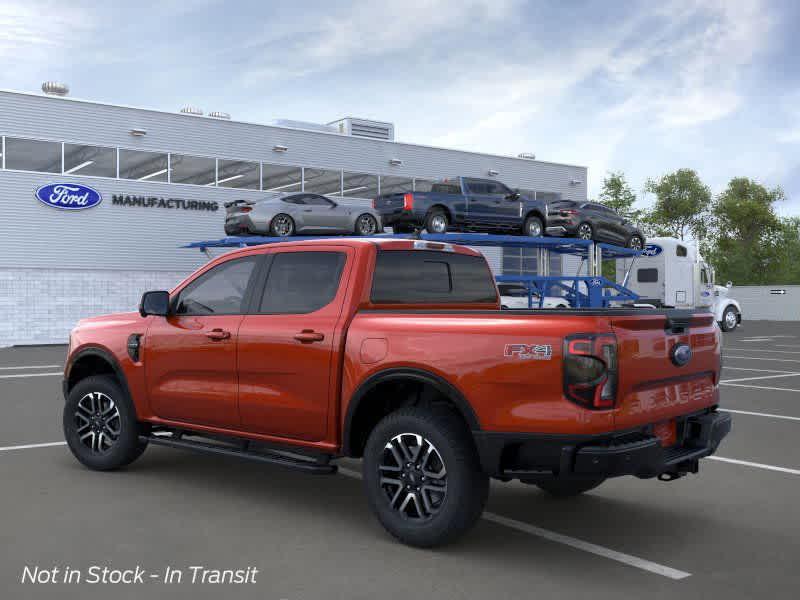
[224,192,383,237]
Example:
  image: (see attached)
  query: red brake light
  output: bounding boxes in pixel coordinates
[403,193,414,211]
[372,198,377,209]
[563,333,618,409]
[560,209,578,216]
[240,207,252,213]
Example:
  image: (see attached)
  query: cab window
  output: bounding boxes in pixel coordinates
[701,268,709,284]
[676,245,688,257]
[174,256,259,315]
[258,252,346,314]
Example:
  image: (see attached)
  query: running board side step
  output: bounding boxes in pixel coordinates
[140,434,337,475]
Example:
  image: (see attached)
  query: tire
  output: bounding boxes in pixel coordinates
[534,477,605,497]
[425,209,449,234]
[63,375,148,471]
[576,222,594,240]
[355,213,379,236]
[269,213,295,237]
[362,406,489,548]
[523,215,544,237]
[720,306,739,332]
[627,235,644,250]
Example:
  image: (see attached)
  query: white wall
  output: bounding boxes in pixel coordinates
[728,285,800,321]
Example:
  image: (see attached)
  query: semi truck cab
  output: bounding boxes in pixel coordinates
[618,236,743,331]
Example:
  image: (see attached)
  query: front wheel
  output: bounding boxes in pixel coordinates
[362,407,489,548]
[576,222,594,240]
[720,306,739,331]
[627,235,644,250]
[63,375,148,471]
[355,213,379,236]
[534,476,605,497]
[523,215,544,237]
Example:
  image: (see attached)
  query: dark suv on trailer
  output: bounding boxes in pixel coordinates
[546,200,645,249]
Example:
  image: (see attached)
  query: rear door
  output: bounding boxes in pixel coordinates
[611,311,720,430]
[236,246,353,441]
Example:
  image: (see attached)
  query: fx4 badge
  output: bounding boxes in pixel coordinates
[504,343,553,360]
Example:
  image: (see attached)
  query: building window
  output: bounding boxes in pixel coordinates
[304,167,342,196]
[4,137,61,173]
[262,163,302,192]
[341,171,379,199]
[170,154,216,186]
[217,159,260,189]
[63,143,117,177]
[119,149,169,182]
[379,176,413,195]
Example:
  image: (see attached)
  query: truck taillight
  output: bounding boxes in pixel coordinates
[563,333,618,409]
[403,193,414,211]
[560,209,578,216]
[372,198,377,209]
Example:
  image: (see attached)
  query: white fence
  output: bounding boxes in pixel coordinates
[732,285,800,321]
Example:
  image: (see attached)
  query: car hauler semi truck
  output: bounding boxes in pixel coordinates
[617,237,743,331]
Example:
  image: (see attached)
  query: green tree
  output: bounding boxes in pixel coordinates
[643,169,712,240]
[706,178,787,284]
[598,171,641,221]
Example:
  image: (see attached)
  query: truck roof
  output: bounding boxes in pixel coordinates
[213,237,485,259]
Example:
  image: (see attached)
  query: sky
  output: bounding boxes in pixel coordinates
[2,0,799,215]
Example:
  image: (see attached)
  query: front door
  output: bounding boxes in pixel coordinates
[237,246,352,441]
[145,255,261,428]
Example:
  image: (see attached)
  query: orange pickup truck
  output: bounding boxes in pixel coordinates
[63,238,730,547]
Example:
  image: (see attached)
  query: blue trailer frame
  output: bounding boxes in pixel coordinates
[183,233,641,309]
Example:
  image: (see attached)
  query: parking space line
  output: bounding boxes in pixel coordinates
[709,456,800,476]
[0,364,62,370]
[721,373,800,383]
[337,467,691,580]
[725,348,800,355]
[0,441,67,452]
[719,408,800,422]
[0,372,63,379]
[724,356,800,363]
[720,382,800,393]
[722,367,797,374]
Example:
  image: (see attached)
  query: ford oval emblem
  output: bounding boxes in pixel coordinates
[671,343,692,367]
[642,244,663,257]
[35,183,103,210]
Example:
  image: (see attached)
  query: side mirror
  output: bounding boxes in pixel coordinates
[506,191,521,201]
[726,281,733,289]
[139,290,170,317]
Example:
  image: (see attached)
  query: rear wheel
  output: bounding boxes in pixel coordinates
[534,476,605,497]
[523,215,544,237]
[576,222,594,240]
[63,375,148,471]
[720,306,739,332]
[362,406,489,547]
[425,209,449,234]
[269,214,295,237]
[355,213,379,236]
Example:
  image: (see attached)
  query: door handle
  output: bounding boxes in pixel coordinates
[294,329,325,343]
[303,209,313,212]
[206,328,231,341]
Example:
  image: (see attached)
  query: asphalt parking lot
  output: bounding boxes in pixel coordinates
[1,322,799,599]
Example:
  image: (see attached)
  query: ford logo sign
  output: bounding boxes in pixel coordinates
[35,183,102,210]
[642,244,663,257]
[671,343,692,367]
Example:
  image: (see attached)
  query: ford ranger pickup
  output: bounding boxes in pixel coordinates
[63,237,730,547]
[373,177,548,236]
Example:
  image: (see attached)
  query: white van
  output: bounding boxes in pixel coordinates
[617,237,743,331]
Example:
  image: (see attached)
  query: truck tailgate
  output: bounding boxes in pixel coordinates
[611,311,720,430]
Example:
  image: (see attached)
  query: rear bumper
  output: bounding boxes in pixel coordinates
[473,409,731,480]
[379,209,423,227]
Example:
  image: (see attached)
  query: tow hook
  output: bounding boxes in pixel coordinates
[657,471,685,482]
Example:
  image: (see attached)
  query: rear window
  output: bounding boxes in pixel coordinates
[371,250,497,304]
[430,183,462,194]
[637,268,659,283]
